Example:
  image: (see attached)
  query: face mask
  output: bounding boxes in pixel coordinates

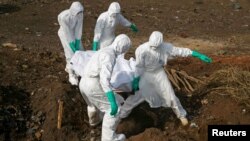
[108,13,117,26]
[110,13,117,18]
[150,46,157,50]
[115,43,129,55]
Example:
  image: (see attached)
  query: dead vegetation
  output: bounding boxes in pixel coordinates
[196,67,250,109]
[166,67,250,109]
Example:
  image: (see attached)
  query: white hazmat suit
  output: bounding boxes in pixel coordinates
[79,34,132,141]
[58,1,84,85]
[92,2,136,50]
[70,51,135,92]
[120,31,191,126]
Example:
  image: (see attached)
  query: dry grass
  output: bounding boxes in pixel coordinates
[198,67,250,108]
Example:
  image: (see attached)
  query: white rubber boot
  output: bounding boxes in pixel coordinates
[113,134,126,141]
[88,106,103,127]
[180,117,189,126]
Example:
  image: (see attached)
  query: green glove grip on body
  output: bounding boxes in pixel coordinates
[69,41,76,53]
[92,41,99,51]
[75,39,81,51]
[130,23,138,33]
[132,77,140,91]
[192,51,212,63]
[105,91,118,116]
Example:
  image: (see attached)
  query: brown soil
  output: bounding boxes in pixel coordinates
[0,0,250,141]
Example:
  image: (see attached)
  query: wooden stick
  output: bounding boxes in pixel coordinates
[183,77,194,92]
[57,100,64,129]
[170,69,180,85]
[165,69,181,90]
[178,70,205,84]
[175,72,191,93]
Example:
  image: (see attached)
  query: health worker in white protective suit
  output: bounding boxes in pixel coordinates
[92,2,138,51]
[70,50,136,92]
[79,34,132,141]
[58,1,84,85]
[120,31,212,126]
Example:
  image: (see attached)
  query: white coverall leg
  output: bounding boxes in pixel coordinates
[119,91,144,118]
[119,69,187,119]
[79,78,103,126]
[81,75,125,141]
[58,29,74,71]
[140,69,187,118]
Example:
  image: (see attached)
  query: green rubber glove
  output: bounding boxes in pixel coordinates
[132,77,140,91]
[192,51,212,63]
[105,91,118,116]
[69,41,76,53]
[92,41,99,51]
[130,23,138,33]
[75,39,81,51]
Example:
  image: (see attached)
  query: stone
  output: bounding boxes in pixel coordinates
[35,131,42,140]
[2,43,17,48]
[190,122,199,128]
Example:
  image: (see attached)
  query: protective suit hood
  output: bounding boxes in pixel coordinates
[111,34,131,55]
[149,31,163,49]
[70,1,84,16]
[108,2,121,15]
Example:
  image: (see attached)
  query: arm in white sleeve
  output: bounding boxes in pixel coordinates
[75,13,83,40]
[59,16,75,43]
[99,54,115,93]
[134,48,145,77]
[165,43,192,57]
[93,16,105,42]
[118,14,132,27]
